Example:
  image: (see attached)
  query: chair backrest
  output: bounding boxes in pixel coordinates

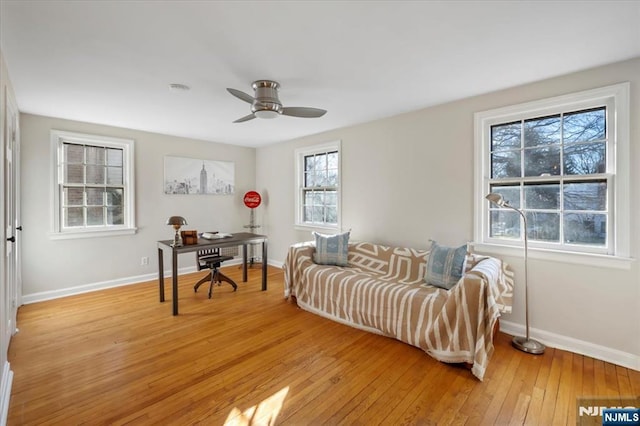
[196,248,221,271]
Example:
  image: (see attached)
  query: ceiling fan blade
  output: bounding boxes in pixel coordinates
[227,88,256,104]
[233,113,256,123]
[282,107,327,118]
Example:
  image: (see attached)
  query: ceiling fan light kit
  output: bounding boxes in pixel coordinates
[227,80,327,123]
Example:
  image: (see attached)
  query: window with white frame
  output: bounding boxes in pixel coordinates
[295,141,341,229]
[474,83,629,261]
[50,130,136,239]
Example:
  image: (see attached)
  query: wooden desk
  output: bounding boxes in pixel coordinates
[157,232,268,315]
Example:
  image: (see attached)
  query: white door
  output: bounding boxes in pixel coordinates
[4,88,20,338]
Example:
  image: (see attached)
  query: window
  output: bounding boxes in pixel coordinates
[50,130,136,239]
[474,83,630,265]
[295,141,341,229]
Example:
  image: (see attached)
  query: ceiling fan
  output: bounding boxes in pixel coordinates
[227,80,327,123]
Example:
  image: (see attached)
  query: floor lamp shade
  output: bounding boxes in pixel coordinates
[485,193,545,355]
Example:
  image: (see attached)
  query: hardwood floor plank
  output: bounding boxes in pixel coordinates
[355,349,436,423]
[426,370,476,424]
[523,346,555,425]
[330,346,423,424]
[494,347,541,424]
[628,368,640,397]
[476,345,522,426]
[616,365,634,397]
[537,348,563,425]
[551,350,573,425]
[565,352,584,425]
[7,266,638,425]
[308,339,411,423]
[581,355,595,397]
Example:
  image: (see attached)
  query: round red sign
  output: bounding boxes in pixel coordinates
[243,191,262,208]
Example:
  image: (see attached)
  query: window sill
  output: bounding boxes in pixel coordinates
[470,242,634,270]
[49,227,137,240]
[294,223,340,233]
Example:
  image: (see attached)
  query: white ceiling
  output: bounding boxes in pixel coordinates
[1,1,639,148]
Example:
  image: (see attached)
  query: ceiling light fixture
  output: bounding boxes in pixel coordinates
[254,110,279,119]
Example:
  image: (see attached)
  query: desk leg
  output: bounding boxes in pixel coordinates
[262,240,267,291]
[158,247,165,302]
[242,243,248,282]
[172,248,179,316]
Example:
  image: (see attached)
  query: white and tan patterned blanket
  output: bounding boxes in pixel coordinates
[283,241,513,381]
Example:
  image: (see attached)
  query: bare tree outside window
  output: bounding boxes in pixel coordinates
[489,106,607,247]
[302,151,339,225]
[61,143,125,228]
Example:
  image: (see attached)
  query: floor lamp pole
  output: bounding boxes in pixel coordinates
[486,193,545,355]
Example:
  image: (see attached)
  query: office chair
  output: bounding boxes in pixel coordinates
[194,248,237,298]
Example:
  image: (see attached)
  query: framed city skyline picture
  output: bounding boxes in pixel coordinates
[163,156,235,195]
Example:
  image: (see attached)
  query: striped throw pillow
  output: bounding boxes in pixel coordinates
[312,231,350,266]
[425,241,467,290]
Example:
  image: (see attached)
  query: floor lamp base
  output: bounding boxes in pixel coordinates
[512,336,545,355]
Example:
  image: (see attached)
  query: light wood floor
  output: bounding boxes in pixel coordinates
[7,266,640,425]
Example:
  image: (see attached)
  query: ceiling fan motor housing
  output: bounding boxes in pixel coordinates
[251,80,282,117]
[227,79,326,122]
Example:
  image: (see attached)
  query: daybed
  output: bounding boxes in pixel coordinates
[283,240,513,381]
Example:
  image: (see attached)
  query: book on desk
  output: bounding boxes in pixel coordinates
[201,232,233,240]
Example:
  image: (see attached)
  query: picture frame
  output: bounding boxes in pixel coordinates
[163,156,235,195]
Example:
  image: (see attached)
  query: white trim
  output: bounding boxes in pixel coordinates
[22,267,196,304]
[294,223,343,233]
[267,259,284,269]
[474,82,630,260]
[471,242,634,270]
[294,140,342,230]
[48,227,137,240]
[50,130,136,239]
[0,361,12,426]
[20,258,290,304]
[499,320,639,371]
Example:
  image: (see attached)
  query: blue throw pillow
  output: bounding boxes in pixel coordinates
[312,231,350,266]
[425,241,467,290]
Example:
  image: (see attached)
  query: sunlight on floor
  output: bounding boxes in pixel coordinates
[224,386,290,426]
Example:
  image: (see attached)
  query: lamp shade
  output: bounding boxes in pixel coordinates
[485,193,506,207]
[166,216,187,226]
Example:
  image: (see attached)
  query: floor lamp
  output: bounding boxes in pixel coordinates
[486,193,545,355]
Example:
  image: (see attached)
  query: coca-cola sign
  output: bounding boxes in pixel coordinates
[243,191,262,208]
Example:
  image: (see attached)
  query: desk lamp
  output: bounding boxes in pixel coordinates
[486,193,545,355]
[166,216,188,247]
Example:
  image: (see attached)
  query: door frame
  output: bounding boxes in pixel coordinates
[5,86,20,334]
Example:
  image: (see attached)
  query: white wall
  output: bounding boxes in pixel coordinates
[256,58,640,368]
[20,114,256,296]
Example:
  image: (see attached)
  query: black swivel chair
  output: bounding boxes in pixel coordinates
[194,248,237,298]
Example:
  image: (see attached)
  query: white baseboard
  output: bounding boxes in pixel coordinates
[268,259,284,269]
[499,320,640,371]
[0,362,13,426]
[22,258,284,305]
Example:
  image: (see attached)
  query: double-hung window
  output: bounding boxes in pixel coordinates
[295,141,341,230]
[474,83,630,265]
[51,130,136,239]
